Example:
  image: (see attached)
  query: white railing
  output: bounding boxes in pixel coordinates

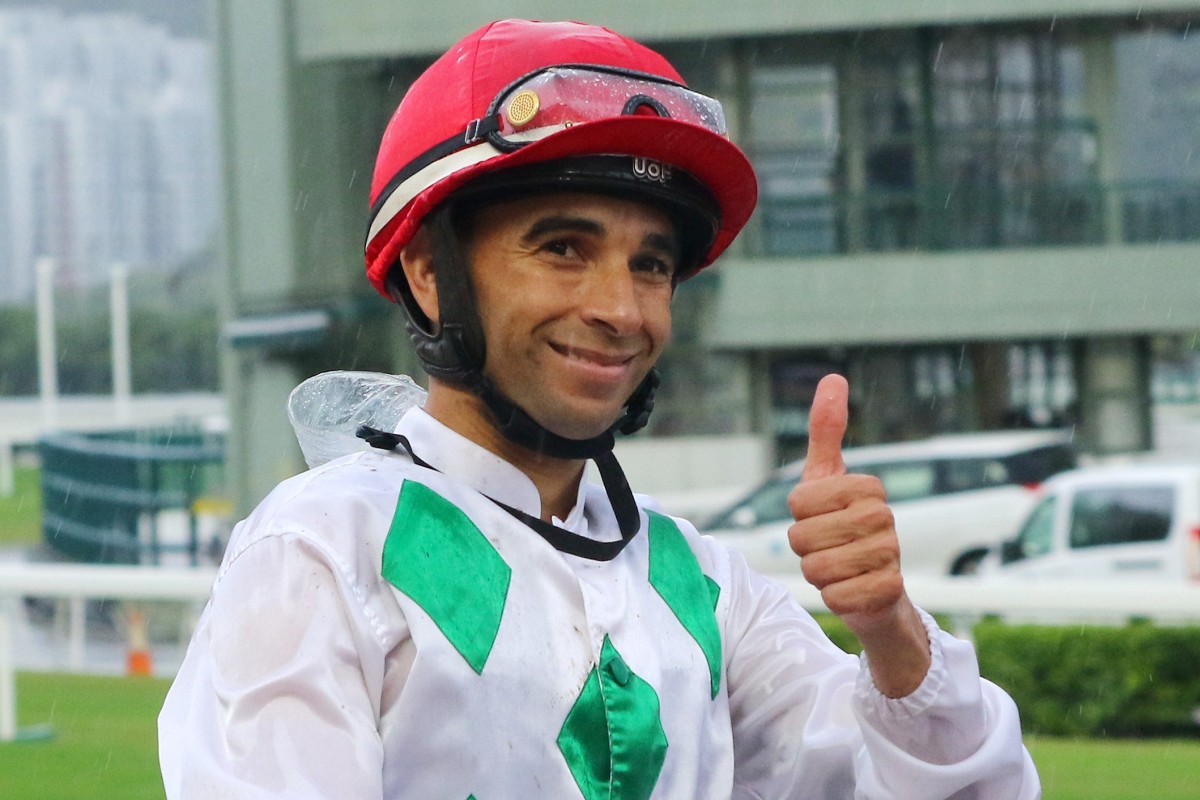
[0,562,217,742]
[2,563,1200,742]
[776,574,1200,630]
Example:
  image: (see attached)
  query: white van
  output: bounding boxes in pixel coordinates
[988,463,1200,582]
[700,429,1077,577]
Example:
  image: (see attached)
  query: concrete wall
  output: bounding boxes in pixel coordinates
[291,0,1198,61]
[710,242,1200,349]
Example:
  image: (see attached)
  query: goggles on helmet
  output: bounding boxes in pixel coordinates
[485,64,727,149]
[367,65,729,249]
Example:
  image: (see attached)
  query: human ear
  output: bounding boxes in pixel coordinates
[398,225,440,326]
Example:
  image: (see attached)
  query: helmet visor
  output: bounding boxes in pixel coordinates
[488,65,727,148]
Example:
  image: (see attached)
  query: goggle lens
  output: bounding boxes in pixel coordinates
[489,66,727,142]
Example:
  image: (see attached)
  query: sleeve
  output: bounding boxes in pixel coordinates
[720,552,1040,800]
[158,529,392,799]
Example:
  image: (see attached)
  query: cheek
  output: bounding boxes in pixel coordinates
[644,294,674,348]
[478,307,533,360]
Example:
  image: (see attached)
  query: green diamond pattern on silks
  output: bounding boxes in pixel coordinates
[646,511,722,698]
[558,636,667,800]
[381,480,511,674]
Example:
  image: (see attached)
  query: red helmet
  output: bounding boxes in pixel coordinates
[364,18,758,299]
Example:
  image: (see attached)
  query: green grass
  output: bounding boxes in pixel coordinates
[1028,735,1200,800]
[0,466,41,547]
[0,672,171,799]
[1,673,1198,798]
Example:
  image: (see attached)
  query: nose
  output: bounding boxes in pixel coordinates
[578,259,644,336]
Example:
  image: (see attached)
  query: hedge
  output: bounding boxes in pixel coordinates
[816,614,1200,738]
[974,619,1200,738]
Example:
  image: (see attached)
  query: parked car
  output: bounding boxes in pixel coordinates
[984,463,1200,582]
[699,429,1077,576]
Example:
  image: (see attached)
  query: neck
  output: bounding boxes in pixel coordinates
[423,380,586,522]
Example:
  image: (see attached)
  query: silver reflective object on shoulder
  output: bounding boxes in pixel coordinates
[287,371,427,468]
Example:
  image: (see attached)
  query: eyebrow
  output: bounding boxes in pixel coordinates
[522,215,682,263]
[522,215,604,242]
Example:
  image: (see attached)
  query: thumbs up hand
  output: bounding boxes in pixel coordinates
[786,374,931,698]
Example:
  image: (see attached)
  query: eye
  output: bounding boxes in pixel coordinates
[631,254,676,279]
[540,238,580,259]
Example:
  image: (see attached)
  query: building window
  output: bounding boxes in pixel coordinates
[1006,341,1076,427]
[1114,27,1200,243]
[746,27,1103,257]
[747,60,840,256]
[930,30,1099,250]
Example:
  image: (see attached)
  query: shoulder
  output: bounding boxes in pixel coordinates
[221,449,428,577]
[254,449,412,522]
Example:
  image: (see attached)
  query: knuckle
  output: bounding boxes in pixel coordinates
[848,473,885,497]
[786,484,807,518]
[864,535,901,572]
[820,585,852,616]
[883,534,902,561]
[786,520,811,555]
[851,499,895,533]
[873,569,905,602]
[799,553,826,586]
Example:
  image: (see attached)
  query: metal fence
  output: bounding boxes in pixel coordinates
[38,428,226,566]
[757,179,1200,257]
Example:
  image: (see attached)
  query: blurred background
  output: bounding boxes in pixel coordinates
[2,2,1200,798]
[5,2,1200,517]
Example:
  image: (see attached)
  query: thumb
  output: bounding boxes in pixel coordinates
[803,374,849,481]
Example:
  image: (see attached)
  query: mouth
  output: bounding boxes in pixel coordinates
[550,342,638,381]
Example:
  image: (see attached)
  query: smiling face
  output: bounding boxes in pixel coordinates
[462,191,679,442]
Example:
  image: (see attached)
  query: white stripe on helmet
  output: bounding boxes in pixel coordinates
[365,125,568,251]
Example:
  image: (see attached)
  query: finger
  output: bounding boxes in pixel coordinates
[795,522,900,588]
[787,492,894,557]
[787,474,888,533]
[818,568,905,621]
[802,374,849,481]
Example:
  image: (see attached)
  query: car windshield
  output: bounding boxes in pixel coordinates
[1002,494,1057,563]
[704,475,797,528]
[857,460,936,501]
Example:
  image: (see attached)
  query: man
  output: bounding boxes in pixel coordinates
[159,19,1040,799]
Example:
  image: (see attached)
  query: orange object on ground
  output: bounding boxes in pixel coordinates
[124,608,153,676]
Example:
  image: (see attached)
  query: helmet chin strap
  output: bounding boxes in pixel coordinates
[471,368,658,461]
[457,367,651,561]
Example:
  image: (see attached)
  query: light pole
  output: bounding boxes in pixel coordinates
[111,263,132,423]
[35,256,58,429]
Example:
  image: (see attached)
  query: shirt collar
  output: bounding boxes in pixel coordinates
[395,407,591,532]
